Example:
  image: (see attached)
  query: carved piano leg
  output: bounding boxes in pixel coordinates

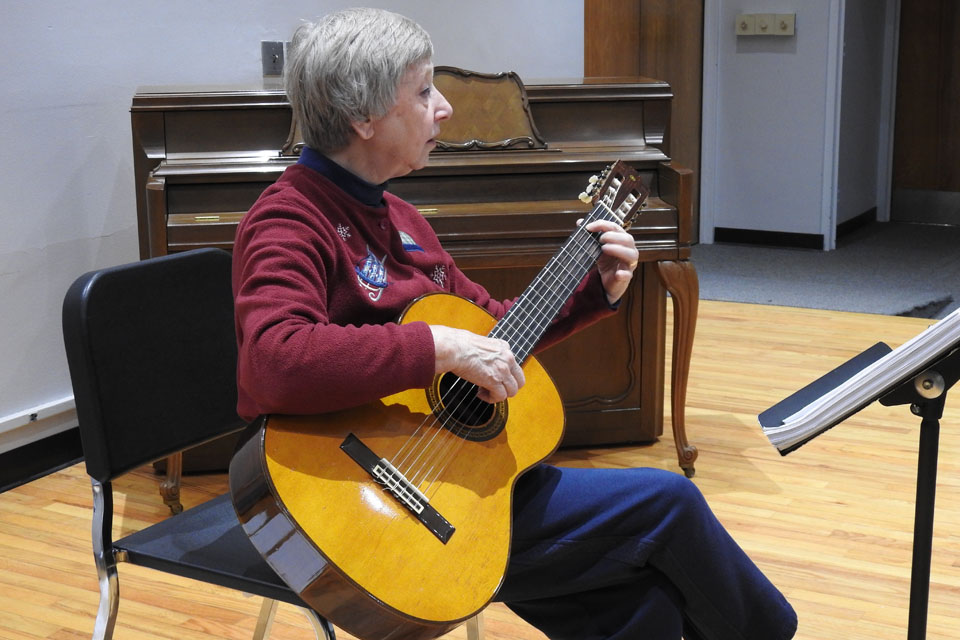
[159,452,183,514]
[654,260,699,477]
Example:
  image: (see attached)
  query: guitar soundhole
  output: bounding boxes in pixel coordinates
[427,373,507,442]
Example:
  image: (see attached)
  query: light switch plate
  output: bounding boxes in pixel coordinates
[261,41,285,77]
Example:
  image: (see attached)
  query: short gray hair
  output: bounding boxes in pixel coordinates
[285,8,434,154]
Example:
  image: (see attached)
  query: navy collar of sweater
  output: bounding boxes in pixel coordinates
[297,146,388,207]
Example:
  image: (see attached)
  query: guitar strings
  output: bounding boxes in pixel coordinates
[392,195,626,494]
[387,181,640,498]
[410,218,608,491]
[387,207,610,488]
[392,232,600,497]
[410,206,616,493]
[389,218,604,486]
[406,194,634,492]
[399,200,622,492]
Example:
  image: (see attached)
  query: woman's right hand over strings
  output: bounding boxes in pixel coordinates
[430,325,525,403]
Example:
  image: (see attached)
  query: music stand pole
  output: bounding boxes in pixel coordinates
[879,348,960,640]
[907,394,941,640]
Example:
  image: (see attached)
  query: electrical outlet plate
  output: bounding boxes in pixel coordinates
[736,12,795,37]
[775,14,796,36]
[261,41,284,76]
[754,14,775,35]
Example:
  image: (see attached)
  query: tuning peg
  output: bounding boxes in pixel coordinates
[578,191,592,203]
[588,174,599,184]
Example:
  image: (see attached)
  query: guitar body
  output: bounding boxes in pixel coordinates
[230,292,565,640]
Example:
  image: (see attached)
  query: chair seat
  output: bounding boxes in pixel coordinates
[116,493,308,608]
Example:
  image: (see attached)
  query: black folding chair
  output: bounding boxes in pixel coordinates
[62,248,335,640]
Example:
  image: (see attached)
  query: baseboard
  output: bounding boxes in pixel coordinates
[892,188,960,225]
[837,207,877,238]
[0,427,83,494]
[0,396,75,441]
[712,227,824,249]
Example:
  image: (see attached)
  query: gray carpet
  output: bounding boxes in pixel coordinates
[691,221,960,319]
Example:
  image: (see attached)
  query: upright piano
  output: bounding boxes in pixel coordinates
[130,72,699,479]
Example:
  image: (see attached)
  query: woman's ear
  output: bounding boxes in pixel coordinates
[351,118,375,141]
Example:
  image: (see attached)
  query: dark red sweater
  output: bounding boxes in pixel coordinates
[232,163,614,421]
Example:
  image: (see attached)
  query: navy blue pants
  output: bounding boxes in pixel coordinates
[495,465,797,640]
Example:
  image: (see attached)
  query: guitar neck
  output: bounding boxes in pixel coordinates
[489,204,620,363]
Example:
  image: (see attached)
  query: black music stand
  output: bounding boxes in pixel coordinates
[877,346,960,640]
[760,343,960,640]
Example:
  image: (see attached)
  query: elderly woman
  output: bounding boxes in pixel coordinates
[232,7,796,640]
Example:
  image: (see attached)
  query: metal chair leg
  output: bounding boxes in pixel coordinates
[466,612,485,640]
[252,598,279,640]
[91,480,119,640]
[300,607,337,640]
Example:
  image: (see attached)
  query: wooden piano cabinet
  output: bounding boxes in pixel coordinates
[130,79,699,477]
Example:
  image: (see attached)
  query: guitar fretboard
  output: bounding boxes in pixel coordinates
[489,204,621,363]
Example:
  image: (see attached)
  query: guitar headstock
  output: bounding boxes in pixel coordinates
[578,160,650,229]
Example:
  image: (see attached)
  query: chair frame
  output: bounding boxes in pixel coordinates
[89,476,335,640]
[63,249,335,640]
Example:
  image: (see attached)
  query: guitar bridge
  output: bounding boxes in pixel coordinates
[340,433,455,543]
[372,457,426,515]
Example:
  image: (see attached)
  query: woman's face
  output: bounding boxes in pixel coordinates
[367,61,453,180]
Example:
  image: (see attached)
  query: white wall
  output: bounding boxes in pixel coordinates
[837,0,888,225]
[0,0,584,452]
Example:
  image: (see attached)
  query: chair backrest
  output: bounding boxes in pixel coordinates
[62,248,245,484]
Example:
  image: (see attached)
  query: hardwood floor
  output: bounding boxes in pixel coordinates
[1,300,958,640]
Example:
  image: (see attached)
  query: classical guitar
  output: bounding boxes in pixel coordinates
[229,161,649,640]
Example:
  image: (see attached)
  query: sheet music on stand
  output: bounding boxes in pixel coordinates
[759,307,960,454]
[758,306,960,640]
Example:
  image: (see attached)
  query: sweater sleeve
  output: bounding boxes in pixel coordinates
[232,195,436,419]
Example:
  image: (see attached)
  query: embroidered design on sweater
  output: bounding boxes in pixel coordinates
[398,230,424,252]
[430,265,447,288]
[336,223,352,240]
[355,246,389,302]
